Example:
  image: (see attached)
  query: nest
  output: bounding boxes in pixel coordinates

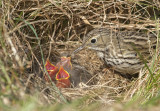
[2,0,160,104]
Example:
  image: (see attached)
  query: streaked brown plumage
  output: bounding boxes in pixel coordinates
[75,28,158,75]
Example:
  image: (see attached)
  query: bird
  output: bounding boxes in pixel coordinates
[73,28,158,75]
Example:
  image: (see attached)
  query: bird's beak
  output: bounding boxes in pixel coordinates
[72,46,84,54]
[71,44,86,56]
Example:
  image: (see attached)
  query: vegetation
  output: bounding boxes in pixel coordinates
[0,0,160,111]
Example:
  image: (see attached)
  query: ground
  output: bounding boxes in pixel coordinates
[1,0,160,111]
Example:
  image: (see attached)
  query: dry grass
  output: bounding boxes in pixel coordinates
[1,0,160,110]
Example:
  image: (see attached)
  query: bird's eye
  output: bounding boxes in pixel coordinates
[91,38,97,43]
